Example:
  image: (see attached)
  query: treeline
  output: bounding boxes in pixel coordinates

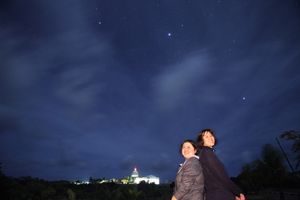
[235,143,300,192]
[235,130,300,192]
[0,175,172,200]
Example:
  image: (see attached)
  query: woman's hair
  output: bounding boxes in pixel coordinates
[179,139,198,154]
[196,128,218,147]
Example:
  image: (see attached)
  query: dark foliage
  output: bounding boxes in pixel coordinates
[280,130,300,169]
[236,144,300,193]
[0,174,173,200]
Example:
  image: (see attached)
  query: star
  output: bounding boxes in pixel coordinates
[167,33,172,37]
[242,97,246,101]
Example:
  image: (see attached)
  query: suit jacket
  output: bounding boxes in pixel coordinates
[174,156,204,200]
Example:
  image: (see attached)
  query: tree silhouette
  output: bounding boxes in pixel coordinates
[0,172,173,199]
[261,144,287,186]
[237,144,288,190]
[67,188,76,200]
[0,162,3,177]
[280,130,300,169]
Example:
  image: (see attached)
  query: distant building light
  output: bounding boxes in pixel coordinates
[130,167,160,185]
[72,180,90,185]
[131,167,139,178]
[133,176,160,185]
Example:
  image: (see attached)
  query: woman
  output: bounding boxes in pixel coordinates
[171,139,204,200]
[197,129,246,200]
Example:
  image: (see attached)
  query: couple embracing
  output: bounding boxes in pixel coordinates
[171,129,246,200]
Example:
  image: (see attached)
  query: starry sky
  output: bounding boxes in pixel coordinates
[1,0,300,182]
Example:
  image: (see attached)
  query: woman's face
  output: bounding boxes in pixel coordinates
[202,131,215,148]
[181,142,197,159]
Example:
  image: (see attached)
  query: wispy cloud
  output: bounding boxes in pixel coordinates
[153,52,211,111]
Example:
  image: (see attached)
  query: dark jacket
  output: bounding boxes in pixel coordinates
[174,156,204,200]
[198,147,242,200]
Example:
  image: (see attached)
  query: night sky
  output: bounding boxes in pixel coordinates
[1,0,300,183]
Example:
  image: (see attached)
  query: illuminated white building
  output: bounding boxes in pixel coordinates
[131,167,139,178]
[131,167,160,185]
[73,180,90,185]
[133,175,160,185]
